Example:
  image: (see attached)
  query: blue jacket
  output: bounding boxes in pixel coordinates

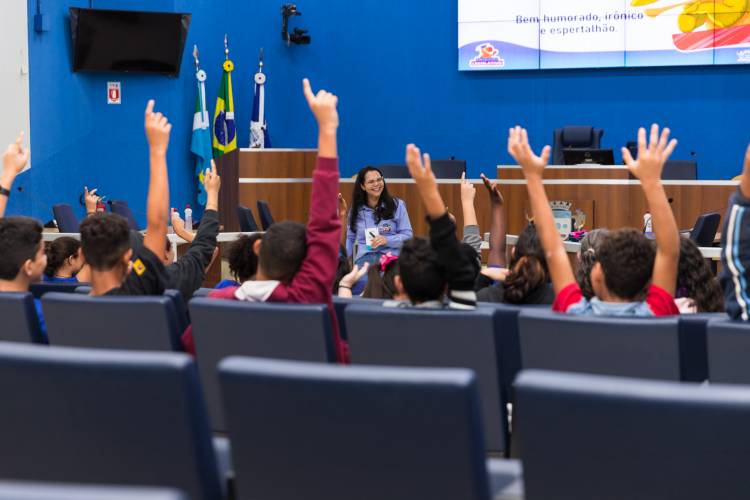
[721,190,750,320]
[346,198,413,261]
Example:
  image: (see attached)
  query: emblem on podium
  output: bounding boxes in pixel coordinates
[550,201,572,240]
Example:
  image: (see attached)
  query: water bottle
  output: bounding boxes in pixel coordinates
[184,204,193,232]
[643,211,653,235]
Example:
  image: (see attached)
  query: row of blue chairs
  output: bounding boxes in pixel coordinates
[236,200,275,231]
[53,200,139,232]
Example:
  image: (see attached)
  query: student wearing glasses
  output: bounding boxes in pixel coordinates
[345,166,413,294]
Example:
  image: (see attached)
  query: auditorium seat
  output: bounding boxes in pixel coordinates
[189,298,335,430]
[42,293,181,351]
[345,304,508,453]
[514,369,750,499]
[219,356,521,500]
[688,212,721,247]
[678,313,727,382]
[331,296,384,341]
[256,200,275,230]
[192,287,213,297]
[0,481,187,500]
[518,309,681,380]
[163,289,190,334]
[707,319,750,384]
[552,126,604,165]
[236,205,259,232]
[52,203,80,233]
[30,282,84,299]
[0,293,44,344]
[109,200,140,230]
[0,342,222,500]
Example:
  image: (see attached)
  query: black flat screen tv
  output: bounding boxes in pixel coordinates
[70,8,191,76]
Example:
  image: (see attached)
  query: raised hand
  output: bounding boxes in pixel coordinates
[302,78,339,134]
[406,143,444,218]
[144,100,172,156]
[3,132,30,177]
[204,160,221,196]
[460,172,476,204]
[507,126,551,179]
[84,186,101,213]
[337,193,348,220]
[621,124,677,184]
[171,211,185,233]
[480,173,504,205]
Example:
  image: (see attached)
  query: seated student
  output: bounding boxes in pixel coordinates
[192,79,348,362]
[43,237,85,283]
[509,124,680,316]
[721,143,750,320]
[459,172,482,259]
[575,228,610,300]
[676,237,724,313]
[214,233,263,289]
[0,217,48,341]
[80,100,171,296]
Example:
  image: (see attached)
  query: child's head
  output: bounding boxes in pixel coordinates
[677,237,724,312]
[226,233,263,283]
[363,253,401,299]
[80,214,132,274]
[504,223,549,304]
[255,221,307,283]
[591,228,655,301]
[45,236,84,278]
[0,217,46,285]
[397,237,445,304]
[576,229,610,300]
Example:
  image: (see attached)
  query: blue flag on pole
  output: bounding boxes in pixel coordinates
[190,54,212,205]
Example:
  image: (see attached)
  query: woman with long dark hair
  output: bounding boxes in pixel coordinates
[346,167,413,291]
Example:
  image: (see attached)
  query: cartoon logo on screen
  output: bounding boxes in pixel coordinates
[630,0,750,51]
[469,43,505,68]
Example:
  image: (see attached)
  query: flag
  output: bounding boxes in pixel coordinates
[190,67,212,205]
[249,72,271,148]
[212,59,237,157]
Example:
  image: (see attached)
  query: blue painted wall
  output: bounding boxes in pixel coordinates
[21,0,749,223]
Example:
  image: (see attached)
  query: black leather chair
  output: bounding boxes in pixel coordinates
[0,293,44,344]
[518,309,681,380]
[29,282,84,299]
[236,205,259,232]
[52,204,80,233]
[0,342,222,499]
[688,212,721,247]
[664,160,698,180]
[431,159,466,179]
[219,356,521,500]
[189,298,335,431]
[515,369,750,500]
[374,164,410,179]
[109,200,140,230]
[42,293,181,351]
[552,126,604,165]
[256,200,275,230]
[707,319,750,383]
[0,481,187,500]
[346,304,507,453]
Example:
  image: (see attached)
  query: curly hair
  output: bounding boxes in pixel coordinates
[597,228,655,300]
[503,223,549,304]
[224,233,263,283]
[45,236,81,277]
[576,229,610,300]
[677,237,724,312]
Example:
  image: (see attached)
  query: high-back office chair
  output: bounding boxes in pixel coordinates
[624,143,698,180]
[109,200,140,230]
[431,159,467,179]
[688,212,721,247]
[52,204,79,233]
[236,205,259,232]
[552,126,604,165]
[256,200,276,230]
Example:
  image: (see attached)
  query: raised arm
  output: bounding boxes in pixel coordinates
[84,187,101,217]
[622,124,679,295]
[460,172,478,227]
[508,126,575,294]
[0,133,30,218]
[338,194,348,247]
[142,100,171,258]
[481,173,507,267]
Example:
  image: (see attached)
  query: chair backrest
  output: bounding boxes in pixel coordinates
[373,164,411,178]
[0,481,186,500]
[678,313,727,382]
[30,281,84,299]
[42,292,180,351]
[219,356,491,500]
[689,212,721,247]
[52,203,80,233]
[192,287,212,297]
[256,200,275,230]
[552,126,603,165]
[0,292,44,344]
[109,200,140,230]
[0,342,221,499]
[346,304,507,453]
[515,369,750,500]
[431,159,466,179]
[235,205,259,232]
[331,296,385,341]
[164,289,190,334]
[707,319,750,384]
[663,159,698,180]
[519,309,681,380]
[189,298,335,430]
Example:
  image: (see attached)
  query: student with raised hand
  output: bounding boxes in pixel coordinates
[0,133,30,218]
[510,124,680,316]
[84,186,101,217]
[79,100,170,296]
[481,173,508,269]
[460,172,482,257]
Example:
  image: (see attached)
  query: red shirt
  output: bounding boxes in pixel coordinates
[553,283,679,316]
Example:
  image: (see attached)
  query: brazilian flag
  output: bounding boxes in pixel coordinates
[212,59,237,157]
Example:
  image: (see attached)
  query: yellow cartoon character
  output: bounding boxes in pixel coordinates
[632,0,750,32]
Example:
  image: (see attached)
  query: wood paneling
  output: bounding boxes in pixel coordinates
[239,150,317,178]
[499,166,630,180]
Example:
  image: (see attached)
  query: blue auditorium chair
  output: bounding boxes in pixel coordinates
[331,296,384,341]
[0,293,44,343]
[163,289,190,334]
[518,309,681,380]
[0,481,186,500]
[42,292,181,351]
[236,205,259,232]
[514,369,750,500]
[678,313,727,382]
[256,200,275,230]
[552,126,604,165]
[0,342,223,500]
[30,282,84,299]
[219,356,522,500]
[345,304,508,453]
[52,204,80,233]
[109,200,140,230]
[189,298,335,431]
[192,287,212,297]
[707,319,750,384]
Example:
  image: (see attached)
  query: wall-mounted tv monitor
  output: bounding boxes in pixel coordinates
[459,0,750,71]
[70,8,191,76]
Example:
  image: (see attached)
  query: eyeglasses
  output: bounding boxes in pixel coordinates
[364,177,385,187]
